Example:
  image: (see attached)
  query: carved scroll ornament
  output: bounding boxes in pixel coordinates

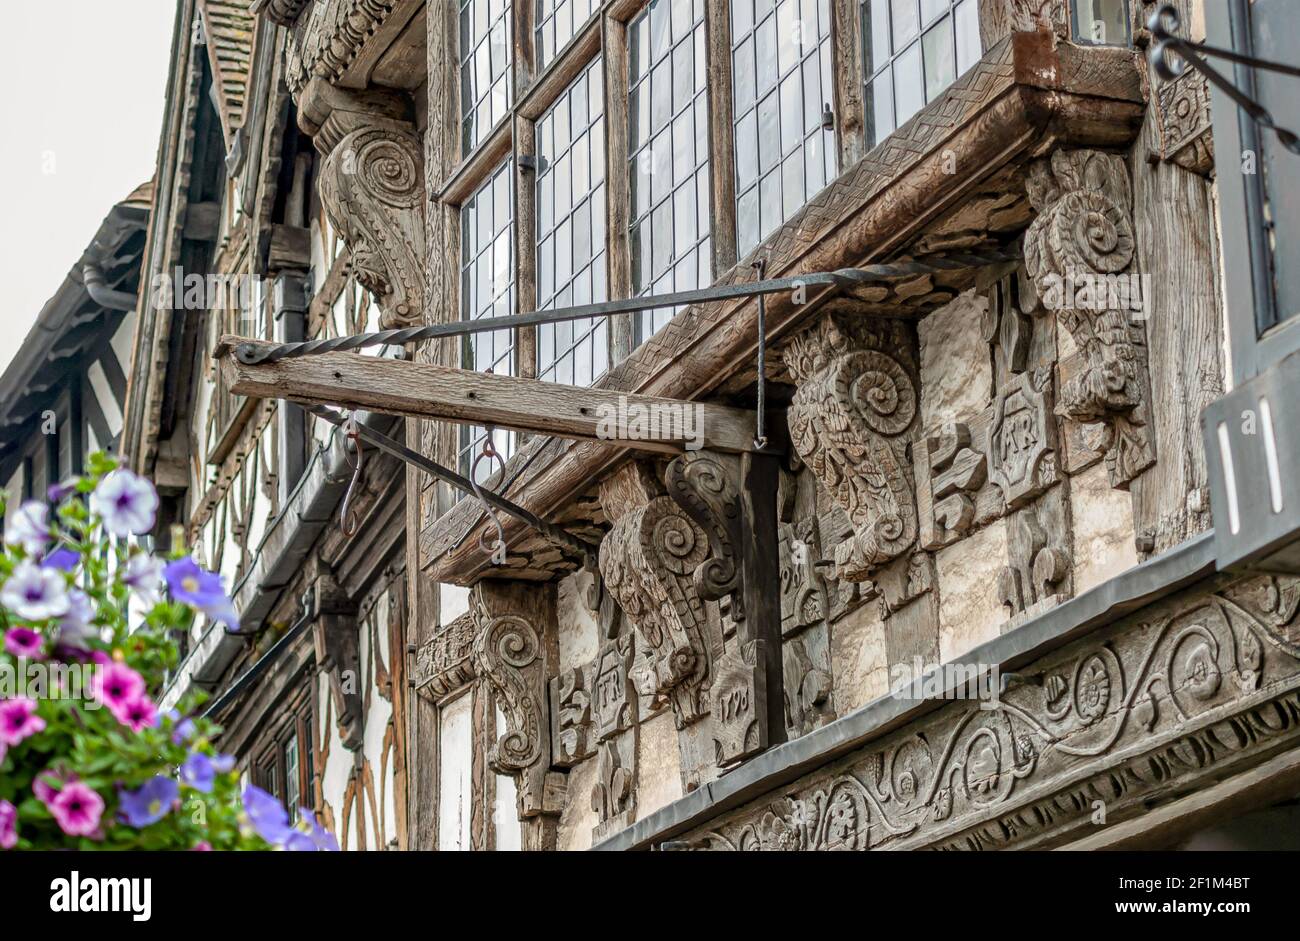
[598,465,717,729]
[469,582,558,818]
[298,81,425,330]
[783,312,919,582]
[1023,149,1154,487]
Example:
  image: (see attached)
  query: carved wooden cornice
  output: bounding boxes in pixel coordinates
[597,463,720,729]
[663,573,1300,851]
[782,311,920,582]
[1023,148,1155,488]
[423,34,1146,587]
[413,610,476,701]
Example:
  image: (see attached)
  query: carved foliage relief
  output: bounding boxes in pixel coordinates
[783,312,920,581]
[1023,149,1154,487]
[678,575,1300,851]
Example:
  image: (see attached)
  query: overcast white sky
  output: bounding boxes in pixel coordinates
[0,1,177,373]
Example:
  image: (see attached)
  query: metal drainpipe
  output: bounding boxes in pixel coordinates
[81,264,138,312]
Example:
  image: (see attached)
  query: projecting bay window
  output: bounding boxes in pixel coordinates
[535,0,600,70]
[536,58,609,386]
[861,0,980,148]
[629,0,711,340]
[732,0,837,258]
[459,162,517,480]
[461,0,514,156]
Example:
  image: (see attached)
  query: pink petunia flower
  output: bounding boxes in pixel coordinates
[111,696,159,733]
[33,767,76,806]
[0,698,46,746]
[3,627,43,659]
[92,661,146,713]
[0,799,16,849]
[48,782,104,837]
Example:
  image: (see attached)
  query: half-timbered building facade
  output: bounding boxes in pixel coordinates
[121,0,1300,851]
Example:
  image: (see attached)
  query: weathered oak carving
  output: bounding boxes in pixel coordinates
[598,463,719,728]
[783,312,920,581]
[469,581,562,823]
[413,610,476,700]
[675,574,1300,851]
[987,369,1058,509]
[665,451,744,622]
[1157,69,1215,176]
[1023,149,1154,488]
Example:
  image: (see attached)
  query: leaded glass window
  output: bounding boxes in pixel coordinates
[535,0,600,70]
[461,0,514,156]
[732,0,836,258]
[536,57,609,386]
[460,162,516,478]
[629,0,711,340]
[861,0,980,147]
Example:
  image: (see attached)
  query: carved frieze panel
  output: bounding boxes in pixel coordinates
[783,629,835,739]
[916,423,987,548]
[672,574,1300,851]
[549,665,592,767]
[987,369,1059,509]
[413,610,476,701]
[1157,68,1214,176]
[1023,148,1155,488]
[780,516,829,635]
[598,463,720,729]
[711,640,768,769]
[783,311,920,582]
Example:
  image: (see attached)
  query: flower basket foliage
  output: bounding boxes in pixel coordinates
[0,453,337,851]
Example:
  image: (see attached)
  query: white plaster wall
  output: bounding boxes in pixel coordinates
[937,518,1009,663]
[437,692,474,851]
[1070,461,1139,595]
[830,603,890,714]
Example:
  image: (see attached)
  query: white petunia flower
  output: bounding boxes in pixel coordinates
[123,553,165,604]
[56,589,97,649]
[89,470,159,537]
[0,561,70,621]
[5,501,51,556]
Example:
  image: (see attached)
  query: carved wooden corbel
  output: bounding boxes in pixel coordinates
[665,451,744,622]
[297,79,425,329]
[469,580,564,829]
[597,462,720,729]
[1157,69,1214,177]
[310,574,363,751]
[251,0,315,28]
[782,310,921,582]
[1023,149,1155,489]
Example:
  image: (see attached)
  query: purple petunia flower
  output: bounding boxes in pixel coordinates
[0,799,16,850]
[118,776,179,828]
[47,480,77,504]
[0,561,69,621]
[212,754,236,774]
[164,557,240,631]
[123,554,165,604]
[0,698,45,746]
[89,470,158,538]
[170,713,197,746]
[48,782,104,837]
[41,548,79,573]
[282,831,317,851]
[298,808,341,852]
[242,784,293,846]
[180,752,215,793]
[5,502,51,556]
[112,696,159,733]
[92,661,145,713]
[3,627,43,660]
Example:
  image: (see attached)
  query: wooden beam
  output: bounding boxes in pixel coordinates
[218,336,766,454]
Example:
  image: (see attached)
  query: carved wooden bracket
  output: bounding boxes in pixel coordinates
[297,79,425,329]
[598,462,720,729]
[1023,148,1155,488]
[782,310,920,582]
[665,451,744,621]
[469,580,564,821]
[252,0,315,28]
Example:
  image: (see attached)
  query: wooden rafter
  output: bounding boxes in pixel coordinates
[217,336,768,455]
